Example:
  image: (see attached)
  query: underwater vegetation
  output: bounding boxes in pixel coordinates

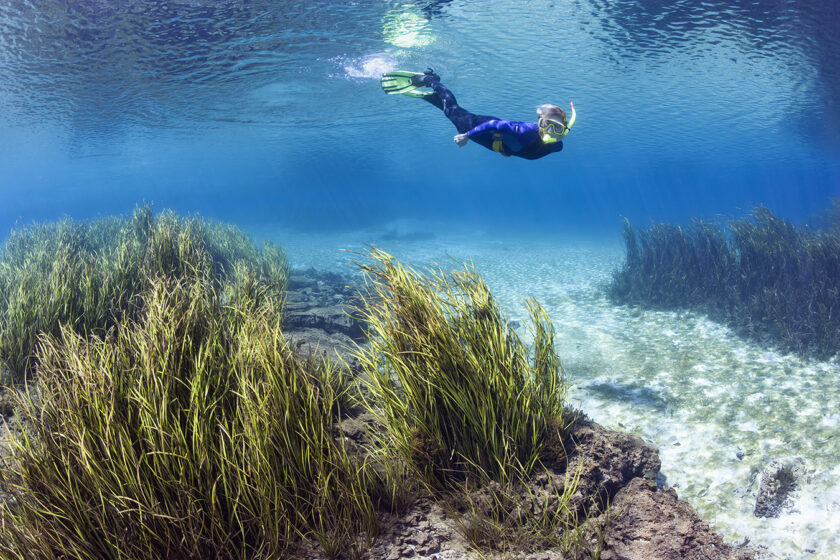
[0,212,585,558]
[610,203,840,359]
[356,248,568,487]
[355,249,585,553]
[0,205,289,384]
[0,275,379,559]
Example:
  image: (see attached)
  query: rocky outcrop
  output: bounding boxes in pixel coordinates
[339,412,755,560]
[283,269,364,340]
[564,416,661,518]
[597,478,755,560]
[283,269,364,369]
[753,458,806,518]
[361,499,468,560]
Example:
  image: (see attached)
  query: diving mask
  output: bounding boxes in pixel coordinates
[538,102,576,143]
[539,117,567,143]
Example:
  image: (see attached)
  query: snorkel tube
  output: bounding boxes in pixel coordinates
[540,101,576,143]
[566,101,576,132]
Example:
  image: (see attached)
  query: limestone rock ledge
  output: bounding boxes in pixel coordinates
[596,478,755,560]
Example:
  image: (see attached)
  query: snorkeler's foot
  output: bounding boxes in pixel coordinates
[423,67,440,82]
[410,68,440,87]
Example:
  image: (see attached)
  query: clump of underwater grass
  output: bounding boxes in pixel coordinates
[0,274,378,559]
[0,205,288,383]
[611,204,840,358]
[355,248,569,487]
[446,464,607,557]
[610,217,738,312]
[353,248,584,553]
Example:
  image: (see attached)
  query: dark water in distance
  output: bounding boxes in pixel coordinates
[0,0,838,236]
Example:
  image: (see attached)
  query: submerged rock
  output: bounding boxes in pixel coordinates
[0,388,14,418]
[564,415,661,517]
[361,498,468,560]
[283,269,365,370]
[284,303,362,338]
[284,327,360,371]
[598,478,756,560]
[344,414,755,560]
[284,269,364,339]
[753,458,806,518]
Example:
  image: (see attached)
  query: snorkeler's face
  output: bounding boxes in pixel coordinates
[538,117,567,142]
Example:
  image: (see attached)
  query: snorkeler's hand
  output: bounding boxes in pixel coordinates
[454,133,469,147]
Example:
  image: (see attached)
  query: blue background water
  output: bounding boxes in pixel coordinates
[1,0,838,237]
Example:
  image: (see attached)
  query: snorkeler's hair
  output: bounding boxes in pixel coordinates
[536,104,567,125]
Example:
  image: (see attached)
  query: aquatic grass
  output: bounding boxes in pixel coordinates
[0,275,378,559]
[612,218,736,310]
[447,460,600,557]
[0,241,595,559]
[611,204,840,358]
[351,248,594,555]
[0,205,288,383]
[353,248,569,489]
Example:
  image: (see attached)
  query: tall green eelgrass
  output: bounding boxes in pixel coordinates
[0,274,378,559]
[0,205,288,383]
[611,204,840,358]
[352,249,588,554]
[353,248,569,489]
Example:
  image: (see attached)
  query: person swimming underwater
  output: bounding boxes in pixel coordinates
[380,68,575,160]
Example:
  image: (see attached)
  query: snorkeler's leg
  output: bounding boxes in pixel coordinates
[422,81,496,133]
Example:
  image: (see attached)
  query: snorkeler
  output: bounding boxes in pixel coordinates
[380,68,575,160]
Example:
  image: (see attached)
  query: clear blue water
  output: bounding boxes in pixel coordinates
[1,0,838,234]
[2,1,840,557]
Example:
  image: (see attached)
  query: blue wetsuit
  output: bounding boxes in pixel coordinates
[422,80,563,160]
